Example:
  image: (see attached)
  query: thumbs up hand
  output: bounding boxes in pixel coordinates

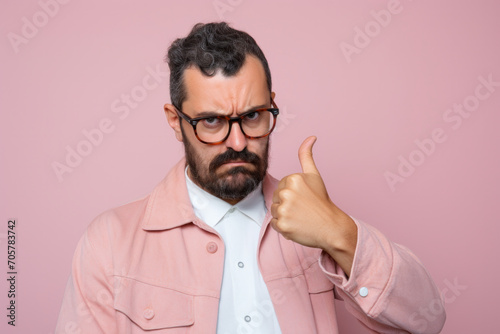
[271,136,358,276]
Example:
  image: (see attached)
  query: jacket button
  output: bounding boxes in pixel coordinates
[143,308,155,320]
[206,241,218,253]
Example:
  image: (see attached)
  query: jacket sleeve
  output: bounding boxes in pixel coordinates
[55,215,117,334]
[319,218,446,334]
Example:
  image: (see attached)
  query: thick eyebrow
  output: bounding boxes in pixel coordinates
[194,104,268,118]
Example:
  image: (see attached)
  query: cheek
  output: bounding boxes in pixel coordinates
[248,139,269,157]
[195,145,221,165]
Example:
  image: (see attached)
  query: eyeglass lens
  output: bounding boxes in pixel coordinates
[197,110,274,143]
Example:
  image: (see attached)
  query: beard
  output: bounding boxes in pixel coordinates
[181,125,269,201]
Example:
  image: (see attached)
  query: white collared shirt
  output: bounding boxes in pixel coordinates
[185,168,282,334]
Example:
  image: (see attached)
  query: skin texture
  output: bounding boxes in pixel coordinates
[164,55,357,276]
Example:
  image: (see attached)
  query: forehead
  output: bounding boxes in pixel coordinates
[182,55,269,113]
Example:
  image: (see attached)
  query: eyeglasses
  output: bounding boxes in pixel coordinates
[175,98,279,145]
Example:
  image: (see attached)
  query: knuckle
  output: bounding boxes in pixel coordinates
[272,217,282,229]
[287,174,304,187]
[276,205,288,218]
[279,188,294,201]
[274,218,290,233]
[278,178,287,187]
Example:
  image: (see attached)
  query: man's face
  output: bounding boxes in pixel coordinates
[165,55,274,204]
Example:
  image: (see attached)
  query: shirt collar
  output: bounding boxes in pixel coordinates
[185,167,266,228]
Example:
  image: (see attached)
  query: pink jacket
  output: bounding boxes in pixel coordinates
[56,159,445,333]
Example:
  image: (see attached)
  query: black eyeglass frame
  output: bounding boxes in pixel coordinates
[174,98,279,145]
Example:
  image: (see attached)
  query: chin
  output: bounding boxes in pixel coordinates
[220,172,250,184]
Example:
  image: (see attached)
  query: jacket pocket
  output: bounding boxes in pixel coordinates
[114,277,194,330]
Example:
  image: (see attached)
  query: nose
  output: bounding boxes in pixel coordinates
[224,121,247,152]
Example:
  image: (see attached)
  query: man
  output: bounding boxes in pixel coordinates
[56,22,446,333]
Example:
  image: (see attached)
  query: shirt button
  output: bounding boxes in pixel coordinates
[244,315,251,322]
[359,287,369,297]
[238,261,244,268]
[143,308,155,320]
[228,207,235,213]
[206,242,218,253]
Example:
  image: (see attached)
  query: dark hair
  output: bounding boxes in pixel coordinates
[165,22,272,110]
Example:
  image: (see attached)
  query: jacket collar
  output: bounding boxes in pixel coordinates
[141,158,279,231]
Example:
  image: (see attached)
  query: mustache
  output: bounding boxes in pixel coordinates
[209,148,261,173]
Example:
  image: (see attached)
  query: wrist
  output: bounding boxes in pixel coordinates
[321,207,358,276]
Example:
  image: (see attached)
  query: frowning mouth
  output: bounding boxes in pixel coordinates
[222,160,248,165]
[209,148,261,174]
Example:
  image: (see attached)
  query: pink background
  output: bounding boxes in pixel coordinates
[1,0,499,333]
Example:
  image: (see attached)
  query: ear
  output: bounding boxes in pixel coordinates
[271,91,276,100]
[164,103,183,142]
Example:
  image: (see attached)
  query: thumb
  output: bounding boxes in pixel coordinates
[298,136,320,175]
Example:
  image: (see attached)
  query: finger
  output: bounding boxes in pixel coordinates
[271,203,279,219]
[272,189,280,204]
[298,136,320,175]
[273,179,287,203]
[270,217,279,232]
[270,217,288,238]
[277,178,287,190]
